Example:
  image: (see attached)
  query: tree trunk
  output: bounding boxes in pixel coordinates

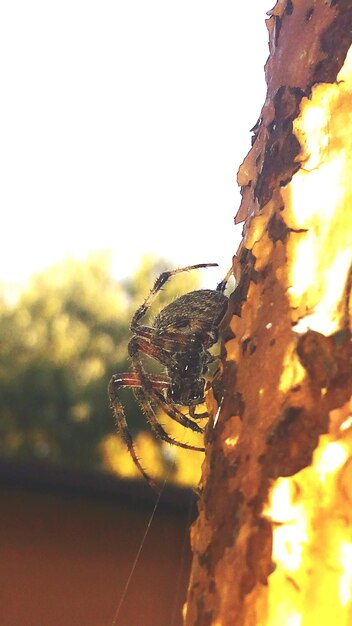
[184,2,352,625]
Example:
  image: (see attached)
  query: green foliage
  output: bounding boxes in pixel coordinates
[0,253,200,471]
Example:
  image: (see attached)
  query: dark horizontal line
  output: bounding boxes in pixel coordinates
[0,457,196,514]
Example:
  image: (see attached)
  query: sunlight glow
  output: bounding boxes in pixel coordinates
[262,43,352,626]
[284,47,352,334]
[314,442,348,483]
[278,344,306,393]
[264,479,307,573]
[338,543,352,607]
[0,0,268,286]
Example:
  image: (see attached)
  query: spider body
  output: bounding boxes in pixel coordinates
[108,263,231,488]
[154,288,228,334]
[154,289,228,405]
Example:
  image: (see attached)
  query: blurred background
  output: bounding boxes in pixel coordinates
[0,253,209,485]
[0,2,271,624]
[0,0,270,486]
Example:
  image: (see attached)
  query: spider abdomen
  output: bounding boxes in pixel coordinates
[154,289,228,337]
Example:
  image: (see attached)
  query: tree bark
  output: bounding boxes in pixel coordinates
[184,2,352,625]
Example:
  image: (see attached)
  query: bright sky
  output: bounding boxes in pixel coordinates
[0,1,271,287]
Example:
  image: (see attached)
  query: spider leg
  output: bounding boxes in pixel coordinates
[189,404,209,419]
[128,337,204,434]
[216,266,233,293]
[128,335,173,368]
[110,371,171,389]
[110,368,204,463]
[153,389,205,434]
[108,375,159,490]
[127,341,204,448]
[131,262,218,331]
[133,387,205,452]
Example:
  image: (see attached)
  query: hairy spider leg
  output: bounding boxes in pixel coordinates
[130,262,219,331]
[216,266,233,293]
[128,337,204,433]
[189,404,209,419]
[132,385,205,453]
[108,376,158,489]
[109,365,204,455]
[153,388,207,427]
[129,339,204,442]
[109,371,202,491]
[110,372,171,388]
[128,335,174,367]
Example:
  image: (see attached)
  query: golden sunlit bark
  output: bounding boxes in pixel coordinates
[184,2,352,625]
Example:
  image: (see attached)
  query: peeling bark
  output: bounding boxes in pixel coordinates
[184,2,352,625]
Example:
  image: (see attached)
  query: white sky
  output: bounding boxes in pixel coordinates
[0,1,271,287]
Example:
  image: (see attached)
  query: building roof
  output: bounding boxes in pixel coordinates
[0,457,196,514]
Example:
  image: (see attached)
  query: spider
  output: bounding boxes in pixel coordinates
[108,262,232,488]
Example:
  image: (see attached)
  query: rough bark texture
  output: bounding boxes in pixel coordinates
[184,2,352,625]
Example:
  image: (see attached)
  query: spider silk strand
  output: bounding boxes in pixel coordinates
[110,470,171,626]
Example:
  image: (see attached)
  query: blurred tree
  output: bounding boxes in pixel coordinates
[0,253,203,481]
